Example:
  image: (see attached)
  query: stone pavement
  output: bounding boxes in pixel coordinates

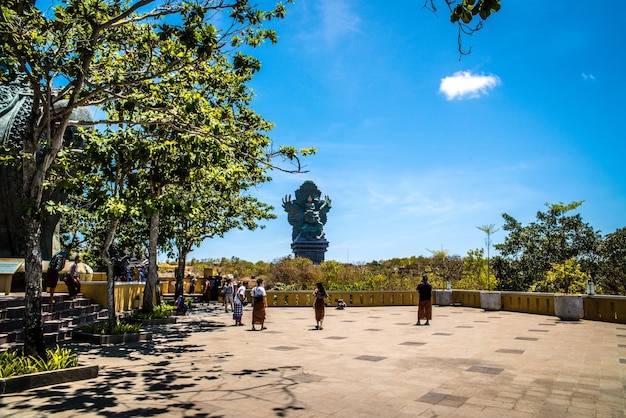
[0,303,625,417]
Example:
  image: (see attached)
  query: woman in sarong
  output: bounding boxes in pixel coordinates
[202,278,212,303]
[313,282,329,330]
[251,278,267,331]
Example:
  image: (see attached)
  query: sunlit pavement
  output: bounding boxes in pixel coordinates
[1,303,625,417]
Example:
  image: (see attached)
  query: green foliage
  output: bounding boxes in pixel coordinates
[269,255,321,289]
[530,259,593,294]
[596,227,626,295]
[456,248,497,290]
[494,201,601,292]
[0,0,307,354]
[259,254,463,291]
[81,320,141,335]
[0,346,78,378]
[131,303,175,319]
[451,0,501,24]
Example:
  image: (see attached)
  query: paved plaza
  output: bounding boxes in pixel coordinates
[1,303,625,417]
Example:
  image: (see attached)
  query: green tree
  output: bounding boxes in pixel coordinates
[426,249,463,289]
[162,182,276,300]
[530,258,591,294]
[476,224,499,291]
[0,0,300,356]
[597,227,626,295]
[494,201,601,292]
[457,248,490,290]
[424,0,502,54]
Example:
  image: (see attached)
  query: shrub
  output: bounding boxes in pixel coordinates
[81,320,141,335]
[0,346,78,378]
[131,303,175,319]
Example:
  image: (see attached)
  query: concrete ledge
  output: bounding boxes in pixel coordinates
[72,331,152,345]
[0,364,98,394]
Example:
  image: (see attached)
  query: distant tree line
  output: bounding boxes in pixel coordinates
[183,202,626,296]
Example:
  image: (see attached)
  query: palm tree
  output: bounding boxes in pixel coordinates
[477,224,499,291]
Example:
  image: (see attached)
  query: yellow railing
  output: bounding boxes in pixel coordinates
[262,290,626,324]
[266,290,418,307]
[583,295,626,323]
[501,292,554,315]
[78,281,169,312]
[56,275,626,324]
[450,290,481,308]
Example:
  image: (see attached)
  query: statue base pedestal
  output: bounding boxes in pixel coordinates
[291,240,329,264]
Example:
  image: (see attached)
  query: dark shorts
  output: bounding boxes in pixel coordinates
[45,269,60,288]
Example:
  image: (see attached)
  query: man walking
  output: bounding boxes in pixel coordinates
[416,275,432,326]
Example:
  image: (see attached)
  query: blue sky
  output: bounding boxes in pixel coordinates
[192,1,626,264]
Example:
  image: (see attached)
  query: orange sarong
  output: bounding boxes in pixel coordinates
[252,300,266,324]
[418,300,432,320]
[314,298,325,321]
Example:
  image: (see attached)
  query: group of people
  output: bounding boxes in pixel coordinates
[224,277,267,331]
[221,278,329,331]
[311,276,432,329]
[44,255,433,328]
[223,275,433,331]
[44,249,82,303]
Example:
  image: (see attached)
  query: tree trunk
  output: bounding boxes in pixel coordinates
[143,211,159,313]
[174,246,191,299]
[99,218,120,328]
[22,214,46,357]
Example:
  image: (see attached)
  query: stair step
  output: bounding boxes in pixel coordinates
[6,307,24,319]
[43,320,64,333]
[0,294,110,353]
[0,297,29,309]
[0,318,23,333]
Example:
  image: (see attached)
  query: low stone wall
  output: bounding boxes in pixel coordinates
[265,290,417,307]
[80,281,169,312]
[257,289,626,325]
[38,277,626,324]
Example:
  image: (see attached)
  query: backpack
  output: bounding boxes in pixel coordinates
[49,253,65,271]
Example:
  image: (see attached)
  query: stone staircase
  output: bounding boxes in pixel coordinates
[0,294,109,351]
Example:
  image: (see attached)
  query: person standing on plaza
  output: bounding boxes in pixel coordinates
[251,277,267,331]
[45,249,68,304]
[223,277,234,313]
[233,280,247,326]
[65,256,82,299]
[416,275,432,326]
[188,271,197,293]
[202,276,212,303]
[313,282,329,330]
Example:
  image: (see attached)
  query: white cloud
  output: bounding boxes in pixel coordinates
[582,73,596,80]
[439,71,501,100]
